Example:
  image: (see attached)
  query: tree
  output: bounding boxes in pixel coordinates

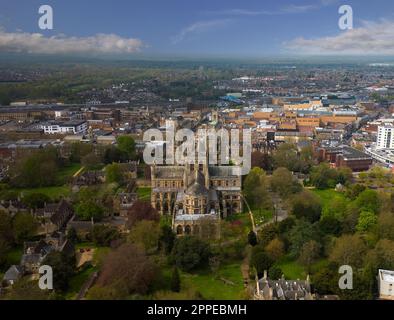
[270,167,302,197]
[10,148,60,188]
[264,238,285,262]
[243,167,271,209]
[257,223,278,248]
[298,240,321,271]
[250,246,274,278]
[356,210,378,232]
[12,213,38,243]
[336,166,353,185]
[377,212,394,240]
[105,163,124,185]
[312,262,338,295]
[318,216,342,236]
[329,234,367,268]
[67,227,79,244]
[126,201,159,228]
[81,152,102,170]
[269,265,283,280]
[291,191,322,223]
[273,143,302,172]
[103,146,128,164]
[92,225,120,247]
[251,151,274,171]
[42,251,75,292]
[95,243,156,297]
[288,219,317,258]
[310,163,337,189]
[171,267,181,293]
[117,135,136,160]
[159,224,176,254]
[345,184,366,200]
[248,230,257,246]
[321,198,348,221]
[355,189,380,214]
[128,220,160,252]
[171,236,211,272]
[75,201,104,222]
[22,193,51,209]
[69,143,93,163]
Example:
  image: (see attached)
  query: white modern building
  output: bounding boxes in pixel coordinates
[41,120,88,135]
[378,269,394,300]
[377,124,394,150]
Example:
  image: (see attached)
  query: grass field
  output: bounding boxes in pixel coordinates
[310,188,348,210]
[181,262,245,300]
[56,163,82,184]
[10,185,71,200]
[137,187,151,202]
[276,256,329,280]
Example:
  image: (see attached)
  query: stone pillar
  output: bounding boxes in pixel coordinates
[159,193,164,215]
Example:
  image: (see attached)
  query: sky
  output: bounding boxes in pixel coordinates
[0,0,394,59]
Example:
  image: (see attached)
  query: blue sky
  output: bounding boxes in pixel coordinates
[0,0,394,58]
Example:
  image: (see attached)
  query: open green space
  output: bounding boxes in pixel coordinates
[64,264,98,300]
[180,262,245,300]
[56,163,82,184]
[310,188,348,209]
[137,187,152,202]
[9,185,71,201]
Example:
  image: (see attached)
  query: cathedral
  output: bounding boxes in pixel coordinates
[151,162,243,236]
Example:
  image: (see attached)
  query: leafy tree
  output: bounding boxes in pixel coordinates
[117,135,136,160]
[270,167,302,197]
[251,151,274,171]
[345,184,366,200]
[95,243,156,297]
[103,146,128,164]
[92,225,121,247]
[105,163,124,185]
[298,240,321,271]
[355,189,380,214]
[318,216,342,236]
[336,166,353,185]
[257,223,278,248]
[42,252,75,292]
[12,213,38,243]
[288,219,317,258]
[10,148,60,188]
[126,201,159,228]
[69,143,93,163]
[66,227,79,244]
[264,238,285,262]
[75,201,104,221]
[247,230,258,246]
[356,210,378,232]
[273,143,302,172]
[128,220,160,252]
[171,236,211,272]
[170,267,181,293]
[310,163,337,189]
[22,193,51,209]
[81,152,102,170]
[321,198,348,221]
[268,265,283,280]
[312,262,338,295]
[329,234,367,268]
[243,167,271,209]
[159,224,176,254]
[377,212,394,240]
[291,191,322,223]
[250,246,274,278]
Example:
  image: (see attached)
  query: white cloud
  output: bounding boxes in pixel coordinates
[0,30,144,55]
[171,19,231,44]
[284,20,394,55]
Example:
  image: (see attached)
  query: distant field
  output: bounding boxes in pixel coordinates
[10,185,71,200]
[310,188,348,209]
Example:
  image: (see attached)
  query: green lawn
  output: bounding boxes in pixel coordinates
[65,264,98,300]
[56,163,82,184]
[310,189,347,209]
[137,187,151,202]
[276,257,306,280]
[181,262,245,300]
[252,209,273,226]
[0,247,23,273]
[10,185,71,200]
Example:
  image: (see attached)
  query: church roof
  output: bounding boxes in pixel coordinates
[155,166,184,179]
